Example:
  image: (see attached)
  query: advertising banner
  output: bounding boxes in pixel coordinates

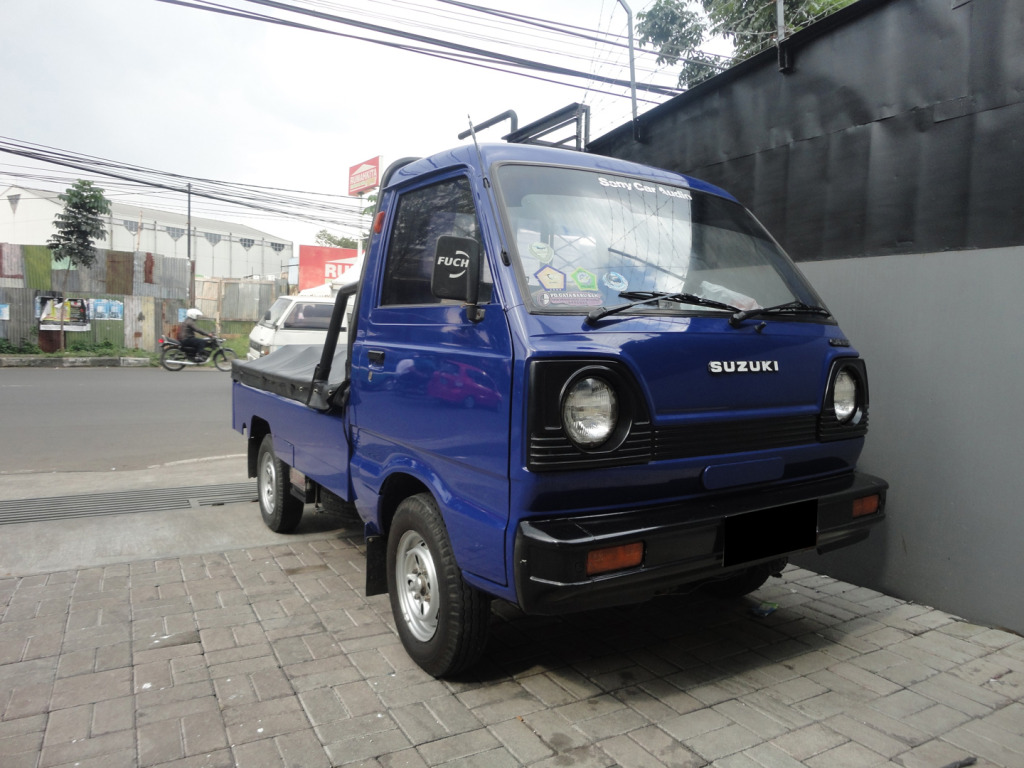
[37,296,91,332]
[348,157,380,196]
[298,245,359,291]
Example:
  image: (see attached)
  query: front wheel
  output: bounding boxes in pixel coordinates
[160,346,188,371]
[256,435,304,533]
[387,493,490,677]
[212,348,237,371]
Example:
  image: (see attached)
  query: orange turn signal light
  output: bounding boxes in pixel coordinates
[586,542,644,577]
[373,210,386,234]
[852,494,880,518]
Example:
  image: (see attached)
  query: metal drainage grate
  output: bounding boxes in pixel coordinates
[0,482,257,526]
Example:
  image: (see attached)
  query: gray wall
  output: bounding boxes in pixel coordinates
[798,247,1024,633]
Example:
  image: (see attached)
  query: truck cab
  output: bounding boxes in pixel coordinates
[233,142,887,677]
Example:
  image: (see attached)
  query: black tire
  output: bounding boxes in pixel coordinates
[387,493,490,677]
[160,346,188,371]
[701,558,786,599]
[213,348,238,372]
[256,435,304,533]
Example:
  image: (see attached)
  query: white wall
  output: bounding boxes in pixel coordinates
[1,186,293,280]
[798,246,1024,634]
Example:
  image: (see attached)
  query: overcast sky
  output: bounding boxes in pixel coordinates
[0,0,698,246]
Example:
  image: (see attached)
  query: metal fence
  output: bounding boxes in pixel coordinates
[0,243,288,351]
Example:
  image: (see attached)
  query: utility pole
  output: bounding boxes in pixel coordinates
[616,0,640,141]
[776,0,792,71]
[187,182,194,307]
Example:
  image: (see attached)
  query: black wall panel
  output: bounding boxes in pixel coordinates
[590,0,1024,261]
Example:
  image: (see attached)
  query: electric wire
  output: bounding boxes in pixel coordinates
[0,138,370,237]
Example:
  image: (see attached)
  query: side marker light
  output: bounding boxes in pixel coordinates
[586,542,644,576]
[852,494,880,518]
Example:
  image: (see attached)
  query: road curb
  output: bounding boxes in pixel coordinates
[0,356,152,368]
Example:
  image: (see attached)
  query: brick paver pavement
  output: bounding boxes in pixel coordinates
[2,522,1022,768]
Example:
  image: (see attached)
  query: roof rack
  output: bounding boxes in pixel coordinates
[459,104,591,151]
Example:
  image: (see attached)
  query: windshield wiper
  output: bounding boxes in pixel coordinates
[586,291,741,326]
[729,301,832,328]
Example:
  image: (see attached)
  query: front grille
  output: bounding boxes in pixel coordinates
[528,424,653,471]
[818,412,869,441]
[654,414,819,461]
[530,412,859,471]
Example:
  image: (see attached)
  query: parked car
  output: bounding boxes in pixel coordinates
[247,296,341,360]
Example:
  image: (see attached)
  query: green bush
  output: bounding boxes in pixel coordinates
[67,338,118,353]
[0,339,42,355]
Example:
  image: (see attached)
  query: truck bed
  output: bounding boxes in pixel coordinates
[232,345,353,502]
[231,344,348,405]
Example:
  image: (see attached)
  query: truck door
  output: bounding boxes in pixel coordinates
[350,174,513,587]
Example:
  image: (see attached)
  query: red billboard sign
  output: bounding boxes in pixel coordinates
[348,156,380,196]
[298,245,359,291]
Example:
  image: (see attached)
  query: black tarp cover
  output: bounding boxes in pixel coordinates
[232,344,348,406]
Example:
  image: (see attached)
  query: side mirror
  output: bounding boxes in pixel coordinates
[263,310,271,322]
[432,236,484,321]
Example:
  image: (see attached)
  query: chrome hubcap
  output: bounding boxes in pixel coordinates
[259,452,276,514]
[396,530,439,642]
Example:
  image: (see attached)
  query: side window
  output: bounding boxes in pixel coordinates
[380,176,489,307]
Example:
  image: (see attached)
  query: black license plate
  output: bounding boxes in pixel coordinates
[723,500,817,567]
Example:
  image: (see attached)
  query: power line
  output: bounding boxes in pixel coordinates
[0,138,370,235]
[155,0,681,97]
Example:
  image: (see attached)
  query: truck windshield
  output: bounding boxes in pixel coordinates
[496,164,824,317]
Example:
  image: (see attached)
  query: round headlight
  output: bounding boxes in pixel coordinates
[833,369,858,423]
[562,377,618,448]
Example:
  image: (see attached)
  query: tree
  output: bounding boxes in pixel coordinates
[46,179,111,349]
[315,229,359,249]
[637,0,854,89]
[315,193,378,251]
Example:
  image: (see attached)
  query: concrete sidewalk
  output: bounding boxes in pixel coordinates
[1,464,1022,767]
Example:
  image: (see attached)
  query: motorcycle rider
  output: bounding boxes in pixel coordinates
[180,308,213,360]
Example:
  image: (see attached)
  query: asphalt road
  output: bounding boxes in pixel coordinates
[0,366,243,474]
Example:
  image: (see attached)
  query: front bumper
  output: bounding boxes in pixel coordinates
[513,471,887,614]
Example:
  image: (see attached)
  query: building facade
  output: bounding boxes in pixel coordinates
[1,185,293,280]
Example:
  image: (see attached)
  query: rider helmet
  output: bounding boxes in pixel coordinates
[186,308,203,320]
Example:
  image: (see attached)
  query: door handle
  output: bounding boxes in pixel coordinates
[368,350,386,367]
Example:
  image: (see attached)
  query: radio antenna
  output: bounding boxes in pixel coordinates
[466,115,511,266]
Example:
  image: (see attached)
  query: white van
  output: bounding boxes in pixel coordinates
[247,296,339,360]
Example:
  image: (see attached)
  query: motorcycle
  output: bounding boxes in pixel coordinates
[158,335,238,372]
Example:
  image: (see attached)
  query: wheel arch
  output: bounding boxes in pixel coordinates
[377,472,432,538]
[247,416,271,478]
[364,471,432,598]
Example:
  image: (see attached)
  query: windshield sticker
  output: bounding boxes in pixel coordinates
[535,265,566,291]
[597,176,693,201]
[529,242,554,263]
[602,272,628,292]
[569,268,599,291]
[538,291,604,308]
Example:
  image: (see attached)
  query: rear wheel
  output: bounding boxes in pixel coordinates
[256,435,304,533]
[387,493,490,677]
[160,346,188,371]
[213,348,237,371]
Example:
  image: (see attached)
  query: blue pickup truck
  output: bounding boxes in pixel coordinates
[232,142,888,677]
